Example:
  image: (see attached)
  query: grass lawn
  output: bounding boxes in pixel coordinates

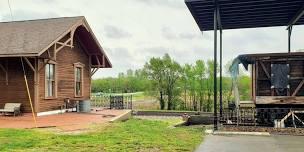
[0,118,204,152]
[92,91,154,101]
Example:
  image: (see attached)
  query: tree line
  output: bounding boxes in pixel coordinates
[92,53,251,112]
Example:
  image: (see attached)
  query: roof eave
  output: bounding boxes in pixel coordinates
[240,51,304,58]
[81,18,112,68]
[185,0,304,31]
[0,53,38,57]
[185,0,206,31]
[35,16,112,68]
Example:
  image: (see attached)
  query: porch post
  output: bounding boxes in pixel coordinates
[34,57,39,113]
[21,57,37,127]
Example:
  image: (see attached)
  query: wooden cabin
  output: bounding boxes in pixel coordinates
[237,52,304,107]
[0,16,111,115]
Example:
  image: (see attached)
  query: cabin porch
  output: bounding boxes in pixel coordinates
[0,57,36,113]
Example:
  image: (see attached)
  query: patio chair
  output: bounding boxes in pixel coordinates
[0,103,22,117]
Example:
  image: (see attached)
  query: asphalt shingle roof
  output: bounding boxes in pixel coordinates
[0,16,83,56]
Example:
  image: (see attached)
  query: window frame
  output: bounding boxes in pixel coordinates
[74,62,84,97]
[44,61,57,99]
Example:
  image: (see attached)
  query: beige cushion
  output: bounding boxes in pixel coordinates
[0,103,21,112]
[0,109,14,112]
[4,103,21,109]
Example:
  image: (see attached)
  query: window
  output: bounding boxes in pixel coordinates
[45,63,55,98]
[75,66,83,97]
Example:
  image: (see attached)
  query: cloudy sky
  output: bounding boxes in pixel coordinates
[0,0,303,78]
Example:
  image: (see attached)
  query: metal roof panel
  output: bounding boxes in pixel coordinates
[185,0,304,31]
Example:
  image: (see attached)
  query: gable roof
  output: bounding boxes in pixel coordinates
[0,16,111,67]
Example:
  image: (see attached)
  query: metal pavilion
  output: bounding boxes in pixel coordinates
[185,0,304,130]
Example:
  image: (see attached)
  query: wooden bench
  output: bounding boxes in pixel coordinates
[0,103,22,116]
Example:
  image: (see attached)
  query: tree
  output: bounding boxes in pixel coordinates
[182,64,196,110]
[180,66,189,110]
[194,60,206,111]
[144,53,182,110]
[162,54,181,110]
[144,57,166,110]
[91,53,252,112]
[205,59,214,112]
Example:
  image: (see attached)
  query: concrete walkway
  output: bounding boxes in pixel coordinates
[195,134,304,152]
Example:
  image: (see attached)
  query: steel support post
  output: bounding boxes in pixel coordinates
[220,29,223,118]
[213,1,218,131]
[288,26,292,53]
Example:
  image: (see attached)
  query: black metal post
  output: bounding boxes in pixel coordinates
[213,1,218,131]
[220,29,223,118]
[288,26,292,53]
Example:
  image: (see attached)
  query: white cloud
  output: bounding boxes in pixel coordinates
[103,25,132,39]
[132,0,184,9]
[161,26,177,39]
[0,0,303,78]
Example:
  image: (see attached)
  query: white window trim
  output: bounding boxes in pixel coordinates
[74,62,84,97]
[45,61,57,99]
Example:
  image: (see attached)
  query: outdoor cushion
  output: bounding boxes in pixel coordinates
[0,109,15,112]
[0,103,22,116]
[3,103,21,110]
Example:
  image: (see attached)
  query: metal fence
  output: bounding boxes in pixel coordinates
[91,95,111,109]
[91,94,133,109]
[220,107,304,127]
[220,108,256,126]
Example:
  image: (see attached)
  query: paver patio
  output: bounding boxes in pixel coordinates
[0,109,128,131]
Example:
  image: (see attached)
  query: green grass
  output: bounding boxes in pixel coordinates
[130,92,146,100]
[91,92,148,101]
[135,109,198,112]
[0,118,204,152]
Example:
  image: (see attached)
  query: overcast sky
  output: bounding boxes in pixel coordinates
[0,0,303,78]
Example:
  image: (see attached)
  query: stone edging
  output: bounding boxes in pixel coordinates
[110,110,132,122]
[205,129,270,136]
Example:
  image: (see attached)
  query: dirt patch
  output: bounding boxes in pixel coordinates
[133,99,159,110]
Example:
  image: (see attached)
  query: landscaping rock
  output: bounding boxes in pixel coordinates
[186,115,213,125]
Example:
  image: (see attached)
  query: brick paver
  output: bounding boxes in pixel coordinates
[0,109,127,131]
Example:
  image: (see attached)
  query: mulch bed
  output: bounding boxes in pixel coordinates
[221,125,304,135]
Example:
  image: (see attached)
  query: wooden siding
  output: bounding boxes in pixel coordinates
[0,58,35,112]
[0,39,92,113]
[38,39,91,112]
[253,56,304,104]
